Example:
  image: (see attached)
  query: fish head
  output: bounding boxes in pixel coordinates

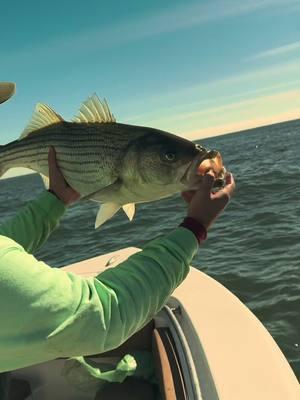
[120,128,226,199]
[181,146,227,190]
[121,130,201,187]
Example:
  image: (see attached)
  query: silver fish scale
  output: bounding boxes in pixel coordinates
[0,122,146,195]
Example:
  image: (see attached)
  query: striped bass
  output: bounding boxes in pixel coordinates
[0,94,226,228]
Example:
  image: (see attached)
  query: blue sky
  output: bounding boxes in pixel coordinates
[1,0,300,149]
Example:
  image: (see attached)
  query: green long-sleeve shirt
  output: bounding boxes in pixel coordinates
[0,191,198,372]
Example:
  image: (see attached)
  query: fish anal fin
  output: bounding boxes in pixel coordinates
[72,93,116,124]
[122,203,135,221]
[95,203,120,229]
[20,103,64,139]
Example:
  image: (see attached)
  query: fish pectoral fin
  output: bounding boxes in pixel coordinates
[122,203,135,221]
[80,178,122,202]
[72,93,116,124]
[95,203,120,229]
[20,103,64,139]
[40,173,50,189]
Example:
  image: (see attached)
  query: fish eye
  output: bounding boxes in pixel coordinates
[196,144,206,152]
[164,152,176,162]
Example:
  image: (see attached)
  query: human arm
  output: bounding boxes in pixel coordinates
[0,147,80,253]
[96,172,235,343]
[0,172,234,371]
[0,153,234,371]
[0,191,66,254]
[0,226,197,372]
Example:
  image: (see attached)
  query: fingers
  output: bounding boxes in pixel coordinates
[224,173,235,198]
[47,146,81,205]
[48,146,55,181]
[212,173,235,202]
[198,170,215,199]
[203,169,215,190]
[181,170,215,203]
[48,146,65,178]
[48,146,55,167]
[225,172,233,185]
[48,146,59,177]
[48,146,68,190]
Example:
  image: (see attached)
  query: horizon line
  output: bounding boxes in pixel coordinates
[1,116,299,180]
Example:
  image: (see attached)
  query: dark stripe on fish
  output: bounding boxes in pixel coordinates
[1,133,130,150]
[15,127,128,140]
[1,145,120,162]
[61,175,100,184]
[17,134,127,144]
[2,153,115,165]
[38,162,106,174]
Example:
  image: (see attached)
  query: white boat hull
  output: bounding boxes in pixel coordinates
[10,246,299,399]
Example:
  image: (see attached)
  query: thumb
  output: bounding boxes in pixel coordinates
[48,146,58,177]
[48,146,66,183]
[48,146,56,169]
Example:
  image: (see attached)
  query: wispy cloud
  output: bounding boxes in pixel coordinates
[117,0,298,40]
[246,41,300,61]
[123,81,298,125]
[2,0,299,67]
[179,89,300,139]
[125,87,300,139]
[155,89,300,125]
[122,59,300,123]
[180,58,300,96]
[186,109,300,140]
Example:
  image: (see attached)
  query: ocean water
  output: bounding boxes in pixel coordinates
[0,119,299,378]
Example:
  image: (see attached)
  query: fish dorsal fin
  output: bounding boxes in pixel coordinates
[20,103,64,139]
[95,202,120,229]
[72,93,116,124]
[122,203,135,221]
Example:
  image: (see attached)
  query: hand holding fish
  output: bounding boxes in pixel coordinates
[48,147,81,206]
[181,172,235,230]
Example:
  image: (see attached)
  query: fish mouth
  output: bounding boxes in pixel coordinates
[181,147,226,188]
